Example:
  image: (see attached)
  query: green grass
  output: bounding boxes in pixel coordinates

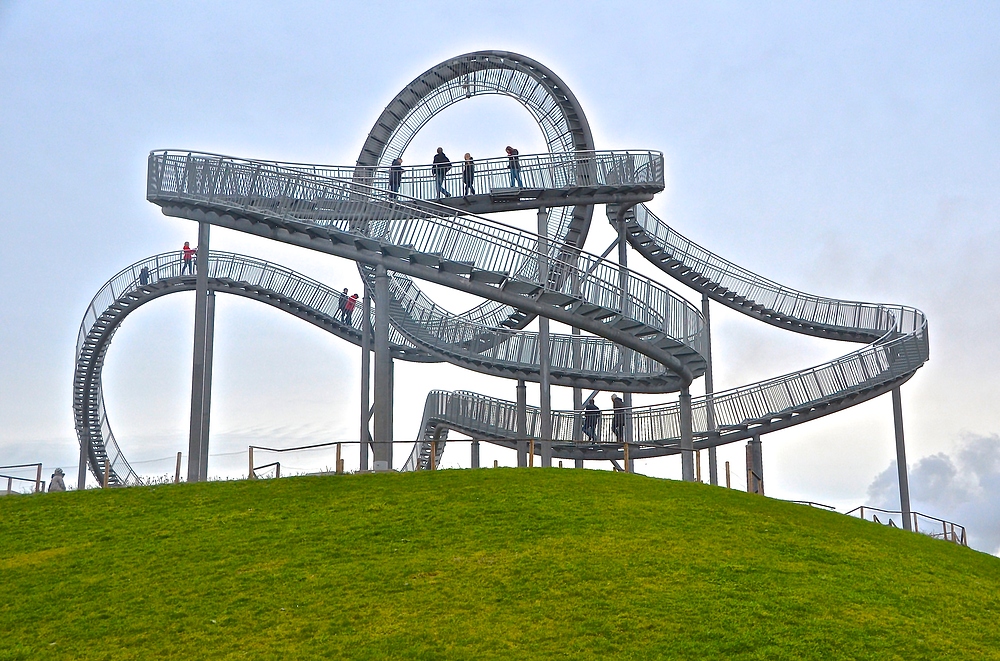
[1,468,999,660]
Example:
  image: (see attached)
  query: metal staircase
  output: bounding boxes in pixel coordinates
[74,251,436,486]
[146,150,708,385]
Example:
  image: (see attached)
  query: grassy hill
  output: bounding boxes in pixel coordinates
[1,468,998,660]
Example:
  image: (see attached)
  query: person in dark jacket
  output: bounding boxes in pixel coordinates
[389,157,403,198]
[432,147,451,198]
[506,146,523,187]
[462,153,476,196]
[337,287,349,322]
[582,399,600,442]
[611,394,626,443]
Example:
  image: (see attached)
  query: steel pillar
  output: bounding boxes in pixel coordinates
[471,440,480,469]
[892,387,912,531]
[680,386,694,481]
[617,213,636,472]
[702,293,718,486]
[746,435,764,494]
[198,289,216,482]
[516,379,527,467]
[77,437,88,490]
[360,287,371,471]
[373,265,393,471]
[187,222,211,482]
[537,207,552,467]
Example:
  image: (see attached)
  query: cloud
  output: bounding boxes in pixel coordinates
[867,433,1000,554]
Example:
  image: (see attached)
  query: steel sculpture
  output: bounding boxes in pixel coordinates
[76,51,927,520]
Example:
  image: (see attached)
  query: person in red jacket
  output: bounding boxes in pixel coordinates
[181,241,196,274]
[343,293,359,325]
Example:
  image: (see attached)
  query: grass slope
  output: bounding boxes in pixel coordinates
[1,469,999,660]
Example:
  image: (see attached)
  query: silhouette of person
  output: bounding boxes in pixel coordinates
[433,147,451,198]
[506,146,523,187]
[462,153,476,195]
[389,157,403,199]
[582,399,600,442]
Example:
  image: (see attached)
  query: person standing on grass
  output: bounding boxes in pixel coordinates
[181,241,196,274]
[611,394,626,443]
[462,153,476,196]
[506,146,523,187]
[343,293,359,325]
[48,468,66,492]
[433,147,451,198]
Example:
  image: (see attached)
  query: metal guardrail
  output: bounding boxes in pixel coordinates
[146,150,705,363]
[629,203,926,340]
[271,149,662,202]
[847,506,968,546]
[74,251,429,487]
[0,464,44,494]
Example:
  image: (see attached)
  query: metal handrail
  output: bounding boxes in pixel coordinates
[191,149,662,202]
[147,151,706,365]
[74,249,682,487]
[846,506,968,546]
[628,203,925,339]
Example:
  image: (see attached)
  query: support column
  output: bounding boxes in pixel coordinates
[516,379,527,467]
[359,287,371,471]
[892,387,912,531]
[702,293,718,486]
[537,207,552,468]
[373,265,393,471]
[77,439,88,490]
[746,435,764,494]
[187,221,210,482]
[617,212,635,472]
[679,386,694,481]
[198,289,216,482]
[471,440,480,469]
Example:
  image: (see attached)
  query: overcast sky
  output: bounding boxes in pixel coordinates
[1,2,998,552]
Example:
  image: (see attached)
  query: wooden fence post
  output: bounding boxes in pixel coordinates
[174,452,182,484]
[725,461,731,489]
[102,460,110,489]
[35,464,42,493]
[336,443,343,475]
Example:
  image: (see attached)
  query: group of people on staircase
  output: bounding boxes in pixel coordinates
[386,146,524,200]
[337,288,359,325]
[581,394,628,444]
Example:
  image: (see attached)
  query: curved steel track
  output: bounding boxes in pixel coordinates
[75,51,928,482]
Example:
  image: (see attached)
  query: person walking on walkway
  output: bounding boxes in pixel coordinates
[611,394,626,443]
[506,146,523,187]
[462,153,476,196]
[181,241,196,274]
[343,293,359,325]
[433,147,451,198]
[389,157,403,199]
[48,468,66,493]
[337,287,350,322]
[582,398,600,442]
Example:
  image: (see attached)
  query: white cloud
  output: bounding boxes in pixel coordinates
[868,433,1000,554]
